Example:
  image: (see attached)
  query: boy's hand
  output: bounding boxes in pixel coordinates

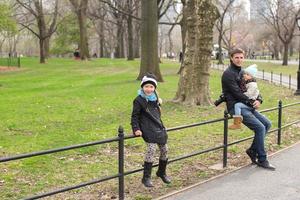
[253,100,261,109]
[134,130,142,136]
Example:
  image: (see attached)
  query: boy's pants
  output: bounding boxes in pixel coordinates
[234,102,252,115]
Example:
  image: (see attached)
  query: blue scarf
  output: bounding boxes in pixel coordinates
[138,89,157,102]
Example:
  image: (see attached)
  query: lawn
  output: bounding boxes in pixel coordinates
[0,57,300,199]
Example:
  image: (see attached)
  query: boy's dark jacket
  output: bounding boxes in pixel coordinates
[131,95,167,144]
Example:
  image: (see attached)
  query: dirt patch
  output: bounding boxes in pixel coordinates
[0,66,20,72]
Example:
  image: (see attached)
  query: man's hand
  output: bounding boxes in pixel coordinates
[134,130,142,136]
[253,100,261,109]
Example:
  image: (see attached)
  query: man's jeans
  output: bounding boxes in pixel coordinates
[230,108,272,162]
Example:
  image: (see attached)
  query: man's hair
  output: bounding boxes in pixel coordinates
[229,48,245,57]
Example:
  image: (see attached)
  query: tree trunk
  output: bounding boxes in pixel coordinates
[39,38,46,63]
[44,37,50,58]
[78,3,90,60]
[133,3,141,59]
[35,1,47,63]
[70,0,90,60]
[177,1,187,74]
[13,35,19,55]
[289,44,293,57]
[138,0,163,81]
[168,27,174,55]
[99,36,104,58]
[282,42,289,65]
[115,18,125,58]
[95,18,105,58]
[98,19,105,58]
[0,38,5,54]
[134,24,140,58]
[174,0,219,105]
[127,15,134,60]
[37,21,46,63]
[217,31,223,64]
[126,0,134,60]
[274,41,280,60]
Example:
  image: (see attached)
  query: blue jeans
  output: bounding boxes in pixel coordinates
[230,108,272,162]
[234,102,252,115]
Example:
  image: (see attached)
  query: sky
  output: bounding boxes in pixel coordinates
[240,0,300,19]
[240,0,250,19]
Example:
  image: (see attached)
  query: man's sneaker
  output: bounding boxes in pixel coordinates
[257,160,276,171]
[246,148,257,164]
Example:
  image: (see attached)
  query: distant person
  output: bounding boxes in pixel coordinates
[179,51,183,63]
[131,74,171,187]
[74,49,80,60]
[251,52,255,59]
[216,52,220,60]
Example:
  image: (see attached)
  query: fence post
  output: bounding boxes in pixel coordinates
[223,111,229,168]
[280,73,282,85]
[18,57,21,68]
[118,126,125,200]
[277,101,282,145]
[271,71,273,83]
[289,75,291,89]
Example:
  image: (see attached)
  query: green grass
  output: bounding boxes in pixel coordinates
[0,57,300,199]
[0,57,19,67]
[213,59,298,78]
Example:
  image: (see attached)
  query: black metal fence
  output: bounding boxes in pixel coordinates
[0,56,21,68]
[1,101,300,200]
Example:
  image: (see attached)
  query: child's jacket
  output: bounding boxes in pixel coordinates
[131,95,167,144]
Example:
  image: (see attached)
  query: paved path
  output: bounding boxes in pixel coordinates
[162,142,300,200]
[211,64,297,90]
[244,59,298,65]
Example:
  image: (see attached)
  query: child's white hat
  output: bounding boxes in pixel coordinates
[141,74,158,88]
[244,64,258,77]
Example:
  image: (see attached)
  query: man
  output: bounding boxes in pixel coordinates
[221,48,275,170]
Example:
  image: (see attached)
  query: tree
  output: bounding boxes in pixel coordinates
[16,0,59,63]
[0,3,17,54]
[51,13,80,56]
[177,0,187,74]
[126,0,134,60]
[174,0,219,105]
[0,3,16,33]
[70,0,90,60]
[215,0,235,64]
[133,0,141,58]
[219,2,249,53]
[88,0,107,57]
[137,0,163,81]
[95,0,139,59]
[260,0,299,65]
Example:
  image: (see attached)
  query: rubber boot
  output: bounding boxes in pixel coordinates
[156,159,171,184]
[142,162,154,187]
